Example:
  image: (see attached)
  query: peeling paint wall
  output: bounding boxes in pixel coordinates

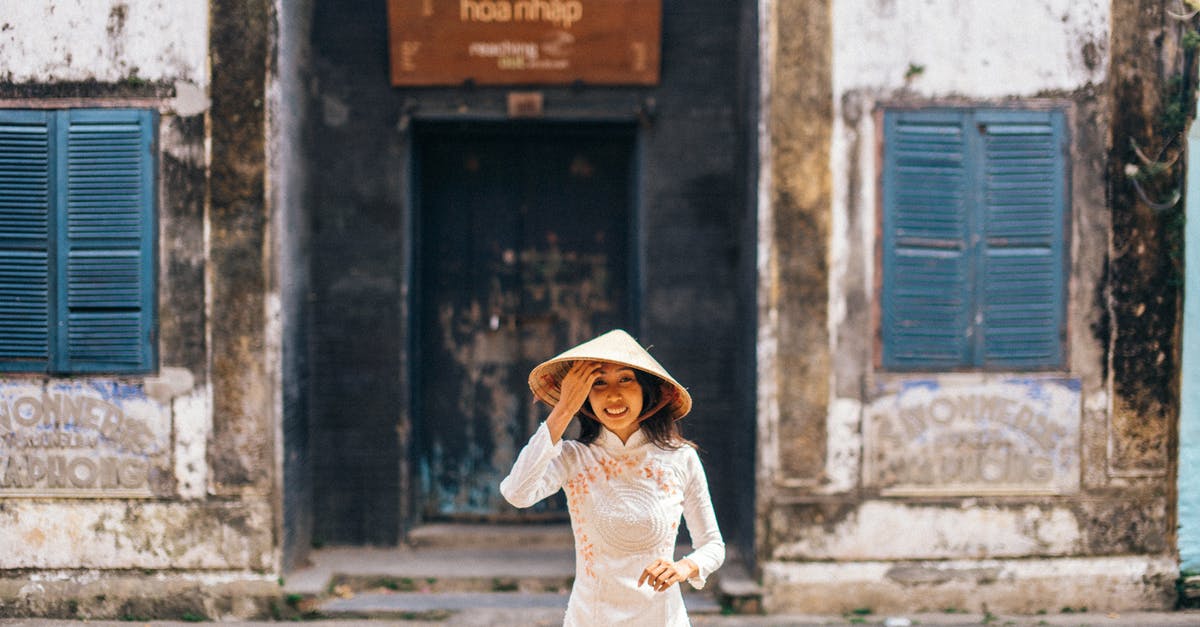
[832,0,1108,97]
[0,0,208,85]
[0,0,285,617]
[0,500,272,570]
[207,0,273,495]
[761,0,1183,613]
[267,0,315,575]
[1105,0,1187,481]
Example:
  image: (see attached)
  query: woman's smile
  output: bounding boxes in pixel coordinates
[588,365,644,442]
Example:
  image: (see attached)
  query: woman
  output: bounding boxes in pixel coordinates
[500,329,725,626]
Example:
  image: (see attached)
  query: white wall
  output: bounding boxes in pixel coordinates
[833,0,1108,97]
[0,0,208,85]
[823,0,1112,494]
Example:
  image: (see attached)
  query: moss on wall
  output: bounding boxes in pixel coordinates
[208,0,273,491]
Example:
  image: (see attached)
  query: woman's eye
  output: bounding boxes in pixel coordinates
[592,379,606,387]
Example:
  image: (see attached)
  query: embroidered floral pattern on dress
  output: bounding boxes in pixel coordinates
[598,454,637,480]
[576,532,597,578]
[643,460,680,495]
[566,473,596,577]
[564,453,647,578]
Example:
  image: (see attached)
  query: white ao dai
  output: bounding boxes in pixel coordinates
[500,423,725,626]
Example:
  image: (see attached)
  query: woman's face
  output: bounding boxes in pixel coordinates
[587,364,644,440]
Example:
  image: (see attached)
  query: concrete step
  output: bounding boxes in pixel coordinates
[313,589,721,620]
[712,556,763,615]
[324,571,573,595]
[316,591,568,620]
[406,522,574,549]
[282,525,727,620]
[284,545,575,596]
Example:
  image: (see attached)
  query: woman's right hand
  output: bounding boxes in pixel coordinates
[546,360,601,443]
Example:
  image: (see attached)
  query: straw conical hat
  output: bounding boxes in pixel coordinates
[528,329,692,421]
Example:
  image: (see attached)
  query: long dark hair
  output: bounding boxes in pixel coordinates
[575,368,692,450]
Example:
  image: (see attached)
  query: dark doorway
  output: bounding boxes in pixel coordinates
[413,123,637,521]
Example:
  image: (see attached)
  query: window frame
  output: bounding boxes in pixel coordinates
[0,107,158,375]
[876,105,1071,373]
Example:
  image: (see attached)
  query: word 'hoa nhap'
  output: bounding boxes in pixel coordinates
[461,0,584,28]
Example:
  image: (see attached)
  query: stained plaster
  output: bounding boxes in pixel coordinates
[827,0,1113,500]
[759,0,1175,612]
[0,500,272,570]
[0,0,278,605]
[0,0,208,85]
[761,556,1178,614]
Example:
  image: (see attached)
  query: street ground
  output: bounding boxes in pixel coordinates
[3,610,1200,626]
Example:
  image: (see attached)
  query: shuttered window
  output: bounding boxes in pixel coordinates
[881,108,1066,371]
[0,109,156,374]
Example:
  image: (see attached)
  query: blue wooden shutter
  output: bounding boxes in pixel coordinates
[882,111,974,369]
[55,109,156,373]
[0,110,54,371]
[977,110,1066,369]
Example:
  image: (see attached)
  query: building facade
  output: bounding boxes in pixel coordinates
[0,0,296,617]
[758,0,1191,613]
[0,0,1192,618]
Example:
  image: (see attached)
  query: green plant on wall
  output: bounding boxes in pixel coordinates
[1120,3,1200,295]
[1179,570,1200,609]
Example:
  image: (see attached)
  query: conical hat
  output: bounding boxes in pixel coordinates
[528,329,692,421]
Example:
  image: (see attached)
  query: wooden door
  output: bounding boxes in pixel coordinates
[415,124,634,520]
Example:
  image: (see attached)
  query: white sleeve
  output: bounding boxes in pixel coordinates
[680,447,725,589]
[499,422,570,508]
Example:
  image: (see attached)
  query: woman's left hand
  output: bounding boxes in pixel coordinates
[637,558,698,592]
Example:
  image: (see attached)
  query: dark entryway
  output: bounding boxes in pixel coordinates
[306,0,756,556]
[412,123,637,521]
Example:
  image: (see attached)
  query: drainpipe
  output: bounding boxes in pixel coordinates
[1181,101,1200,575]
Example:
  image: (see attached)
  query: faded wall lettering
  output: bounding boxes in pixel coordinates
[0,382,168,497]
[863,378,1082,495]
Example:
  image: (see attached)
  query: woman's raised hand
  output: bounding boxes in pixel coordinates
[545,360,602,443]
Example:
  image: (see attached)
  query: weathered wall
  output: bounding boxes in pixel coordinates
[208,0,273,495]
[1104,0,1192,580]
[0,0,207,86]
[267,0,315,573]
[1105,0,1185,483]
[307,0,408,544]
[760,0,1183,613]
[756,0,833,554]
[306,0,758,545]
[638,0,758,549]
[0,0,284,618]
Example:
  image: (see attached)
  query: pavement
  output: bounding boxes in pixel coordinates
[4,525,1198,625]
[266,532,1200,625]
[3,611,1200,625]
[267,526,1200,626]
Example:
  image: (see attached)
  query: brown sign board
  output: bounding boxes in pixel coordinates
[387,0,662,86]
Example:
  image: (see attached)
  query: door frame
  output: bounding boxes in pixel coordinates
[404,118,645,529]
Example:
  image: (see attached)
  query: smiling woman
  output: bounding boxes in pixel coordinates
[585,365,646,441]
[500,329,723,626]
